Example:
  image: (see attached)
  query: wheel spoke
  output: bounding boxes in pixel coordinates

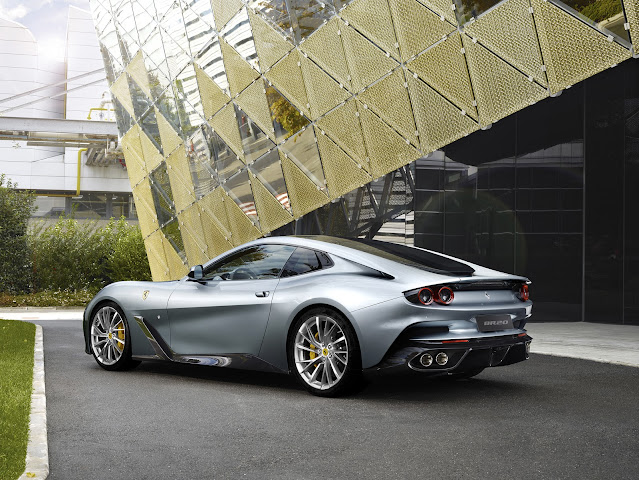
[332,336,346,345]
[324,323,335,341]
[328,356,341,382]
[300,358,321,373]
[316,317,323,343]
[305,325,316,347]
[114,336,125,345]
[296,345,316,354]
[298,329,315,346]
[333,353,347,365]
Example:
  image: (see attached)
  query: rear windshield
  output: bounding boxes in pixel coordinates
[307,236,475,276]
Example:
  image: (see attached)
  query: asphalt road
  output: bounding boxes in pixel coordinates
[42,320,638,480]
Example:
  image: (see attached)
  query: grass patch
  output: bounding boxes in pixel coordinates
[0,320,36,480]
[0,289,96,308]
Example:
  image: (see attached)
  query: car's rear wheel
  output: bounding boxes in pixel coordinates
[90,302,139,371]
[288,308,363,397]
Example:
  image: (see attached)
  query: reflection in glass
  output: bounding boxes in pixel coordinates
[248,0,293,39]
[156,89,183,135]
[173,64,206,137]
[142,27,173,99]
[221,8,260,71]
[131,0,156,45]
[112,97,134,136]
[100,15,125,77]
[211,130,244,182]
[149,163,176,227]
[183,2,216,56]
[289,0,335,42]
[203,245,296,280]
[249,149,291,212]
[280,127,327,192]
[161,217,187,261]
[224,169,260,226]
[160,5,192,77]
[196,36,229,93]
[186,123,219,198]
[453,0,505,24]
[127,72,152,119]
[553,0,630,43]
[139,107,164,153]
[265,83,310,143]
[234,104,276,163]
[115,0,140,62]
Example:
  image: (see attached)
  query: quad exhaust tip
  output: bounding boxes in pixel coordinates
[436,352,448,366]
[420,353,433,367]
[419,352,449,367]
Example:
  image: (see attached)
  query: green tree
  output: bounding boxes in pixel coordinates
[0,175,36,293]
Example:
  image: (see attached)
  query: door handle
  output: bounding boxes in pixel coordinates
[255,291,270,298]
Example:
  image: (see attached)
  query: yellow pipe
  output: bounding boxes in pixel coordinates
[42,148,86,198]
[87,107,115,120]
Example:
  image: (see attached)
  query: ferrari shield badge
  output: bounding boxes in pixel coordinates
[142,290,150,300]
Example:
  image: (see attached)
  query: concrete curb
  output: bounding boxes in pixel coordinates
[18,325,49,480]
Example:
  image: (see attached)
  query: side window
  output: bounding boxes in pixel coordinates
[203,245,295,281]
[281,248,333,278]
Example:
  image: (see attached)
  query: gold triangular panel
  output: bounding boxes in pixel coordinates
[358,101,420,179]
[315,128,372,199]
[279,150,329,217]
[121,126,147,188]
[166,147,196,214]
[145,231,170,281]
[110,73,134,117]
[220,39,260,97]
[211,0,243,30]
[315,99,369,171]
[531,0,631,94]
[341,0,400,59]
[250,177,294,233]
[125,50,152,97]
[199,188,232,241]
[264,50,311,117]
[357,69,418,145]
[199,204,234,259]
[178,206,209,266]
[155,107,183,157]
[162,234,188,279]
[139,129,164,172]
[407,32,477,120]
[223,190,262,246]
[464,0,546,86]
[299,55,350,119]
[194,64,230,119]
[133,178,159,239]
[208,103,244,161]
[388,0,456,61]
[624,0,639,53]
[248,9,294,71]
[299,17,351,90]
[340,22,399,92]
[406,74,479,152]
[462,34,548,125]
[417,0,457,25]
[235,80,273,140]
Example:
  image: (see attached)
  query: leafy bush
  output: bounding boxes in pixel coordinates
[579,0,622,23]
[104,218,152,283]
[0,175,35,293]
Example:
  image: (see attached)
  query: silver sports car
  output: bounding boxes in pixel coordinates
[83,236,533,396]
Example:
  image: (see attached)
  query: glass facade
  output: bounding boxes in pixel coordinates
[274,60,639,325]
[32,193,138,220]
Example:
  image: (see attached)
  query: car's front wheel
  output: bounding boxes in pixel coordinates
[90,302,139,371]
[288,308,363,397]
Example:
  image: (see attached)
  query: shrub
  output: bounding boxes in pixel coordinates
[104,218,152,283]
[0,175,36,293]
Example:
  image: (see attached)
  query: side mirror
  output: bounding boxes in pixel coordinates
[187,265,204,281]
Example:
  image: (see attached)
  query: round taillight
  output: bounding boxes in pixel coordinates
[437,286,454,305]
[519,284,530,302]
[418,287,434,305]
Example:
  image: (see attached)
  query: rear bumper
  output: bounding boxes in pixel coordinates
[368,333,532,374]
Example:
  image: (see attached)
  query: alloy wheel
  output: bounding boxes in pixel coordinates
[91,306,126,366]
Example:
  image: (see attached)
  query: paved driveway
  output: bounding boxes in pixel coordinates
[43,320,639,480]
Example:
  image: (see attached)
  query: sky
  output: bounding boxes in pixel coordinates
[0,0,91,60]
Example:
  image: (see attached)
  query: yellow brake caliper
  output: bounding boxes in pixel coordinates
[116,321,125,351]
[309,332,319,360]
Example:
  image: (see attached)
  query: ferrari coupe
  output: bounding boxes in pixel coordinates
[83,236,533,396]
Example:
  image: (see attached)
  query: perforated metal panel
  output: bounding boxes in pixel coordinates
[299,17,351,90]
[235,80,273,140]
[316,99,369,170]
[418,0,457,25]
[220,39,260,97]
[300,55,350,119]
[121,126,146,187]
[315,128,373,199]
[166,146,196,213]
[139,129,164,172]
[250,177,294,233]
[198,203,234,259]
[531,0,631,94]
[248,8,294,71]
[211,0,243,30]
[125,50,152,97]
[357,69,418,144]
[208,103,244,161]
[340,22,399,92]
[132,177,159,239]
[406,73,479,152]
[407,32,477,120]
[155,108,183,157]
[145,231,170,281]
[178,206,208,266]
[194,64,230,119]
[388,0,456,61]
[341,0,400,58]
[358,101,419,178]
[264,50,311,118]
[464,0,547,86]
[462,34,548,126]
[280,150,329,217]
[223,188,263,246]
[623,0,639,53]
[110,73,134,116]
[162,232,188,277]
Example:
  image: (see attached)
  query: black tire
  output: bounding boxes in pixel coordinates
[288,307,364,397]
[447,367,485,380]
[89,301,140,371]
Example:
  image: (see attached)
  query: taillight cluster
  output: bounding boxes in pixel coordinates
[416,286,454,306]
[518,284,530,302]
